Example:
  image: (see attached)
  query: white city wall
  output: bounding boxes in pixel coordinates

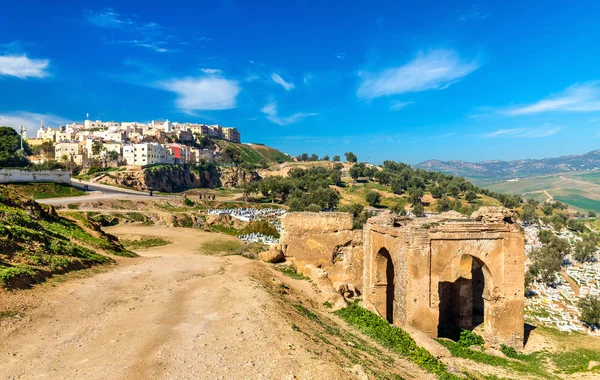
[0,169,71,184]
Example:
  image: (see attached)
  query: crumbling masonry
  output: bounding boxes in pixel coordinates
[280,207,524,348]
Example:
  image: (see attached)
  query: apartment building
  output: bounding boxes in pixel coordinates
[123,143,174,166]
[222,127,241,143]
[55,142,84,165]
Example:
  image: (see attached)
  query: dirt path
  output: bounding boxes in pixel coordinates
[0,226,367,380]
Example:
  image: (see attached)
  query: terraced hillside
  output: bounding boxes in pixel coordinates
[0,185,133,289]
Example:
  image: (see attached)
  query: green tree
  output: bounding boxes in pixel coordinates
[573,235,599,263]
[91,140,103,157]
[412,203,425,217]
[310,153,319,161]
[322,155,330,161]
[430,186,444,199]
[436,196,453,212]
[465,190,477,203]
[542,204,554,216]
[349,165,362,180]
[589,211,597,218]
[580,296,600,326]
[344,152,357,163]
[0,126,31,167]
[222,145,241,164]
[407,187,424,205]
[365,191,381,207]
[391,202,406,215]
[332,155,341,162]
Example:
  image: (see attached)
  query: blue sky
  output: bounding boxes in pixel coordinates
[2,1,600,164]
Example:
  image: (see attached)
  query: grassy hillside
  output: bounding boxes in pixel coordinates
[485,171,600,212]
[6,183,87,200]
[0,185,133,289]
[214,140,292,165]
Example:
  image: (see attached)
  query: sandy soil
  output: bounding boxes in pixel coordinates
[0,226,426,380]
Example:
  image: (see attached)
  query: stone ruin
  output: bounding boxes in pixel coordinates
[279,207,524,348]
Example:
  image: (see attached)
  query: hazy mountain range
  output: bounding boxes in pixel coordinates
[414,149,600,184]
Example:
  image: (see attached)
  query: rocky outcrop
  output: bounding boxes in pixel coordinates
[95,165,260,192]
[471,206,517,224]
[259,246,284,263]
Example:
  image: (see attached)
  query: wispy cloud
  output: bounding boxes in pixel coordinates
[390,100,415,111]
[303,74,312,85]
[433,132,458,139]
[459,5,490,21]
[200,68,222,74]
[85,8,193,53]
[271,73,295,91]
[261,101,318,126]
[0,54,49,79]
[504,81,600,115]
[158,74,241,113]
[357,49,480,99]
[0,111,72,132]
[336,53,346,59]
[480,124,562,138]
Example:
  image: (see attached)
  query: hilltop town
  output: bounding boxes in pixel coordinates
[28,119,242,167]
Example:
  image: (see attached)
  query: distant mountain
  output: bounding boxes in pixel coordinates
[414,149,600,184]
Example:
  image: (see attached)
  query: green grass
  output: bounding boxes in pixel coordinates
[275,265,310,280]
[334,302,456,379]
[120,237,171,250]
[199,239,244,255]
[7,183,87,199]
[550,348,600,374]
[551,190,600,213]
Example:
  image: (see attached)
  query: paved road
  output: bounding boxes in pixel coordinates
[38,179,177,205]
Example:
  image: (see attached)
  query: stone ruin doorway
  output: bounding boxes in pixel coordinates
[437,255,488,340]
[373,247,395,323]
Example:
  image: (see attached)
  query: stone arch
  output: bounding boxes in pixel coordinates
[437,254,494,339]
[372,247,395,323]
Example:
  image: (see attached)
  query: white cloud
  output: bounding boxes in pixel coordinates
[357,49,480,99]
[459,5,490,21]
[200,68,222,74]
[159,76,241,113]
[336,53,346,59]
[86,8,186,53]
[504,81,600,115]
[271,73,295,91]
[303,74,312,85]
[480,125,562,138]
[390,100,415,111]
[0,55,50,78]
[261,101,318,126]
[0,111,72,133]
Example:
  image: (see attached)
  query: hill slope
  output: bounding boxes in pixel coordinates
[0,185,133,289]
[214,140,292,165]
[415,149,600,184]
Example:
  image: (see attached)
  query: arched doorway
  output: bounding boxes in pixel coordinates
[437,255,488,339]
[373,248,395,323]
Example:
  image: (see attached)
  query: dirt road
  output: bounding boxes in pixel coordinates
[0,226,369,380]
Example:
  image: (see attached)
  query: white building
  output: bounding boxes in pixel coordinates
[123,143,174,166]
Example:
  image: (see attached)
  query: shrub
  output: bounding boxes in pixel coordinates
[365,190,381,207]
[240,219,280,238]
[458,329,484,347]
[183,197,194,206]
[580,295,600,326]
[67,203,80,210]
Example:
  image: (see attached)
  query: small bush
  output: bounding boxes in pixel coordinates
[275,265,309,280]
[184,197,194,206]
[458,329,485,347]
[67,203,80,210]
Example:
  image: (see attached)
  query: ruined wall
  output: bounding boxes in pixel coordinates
[281,208,525,349]
[280,212,363,292]
[362,208,525,348]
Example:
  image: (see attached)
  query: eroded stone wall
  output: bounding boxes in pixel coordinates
[280,207,525,349]
[280,212,364,292]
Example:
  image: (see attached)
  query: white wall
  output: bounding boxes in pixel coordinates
[0,169,71,184]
